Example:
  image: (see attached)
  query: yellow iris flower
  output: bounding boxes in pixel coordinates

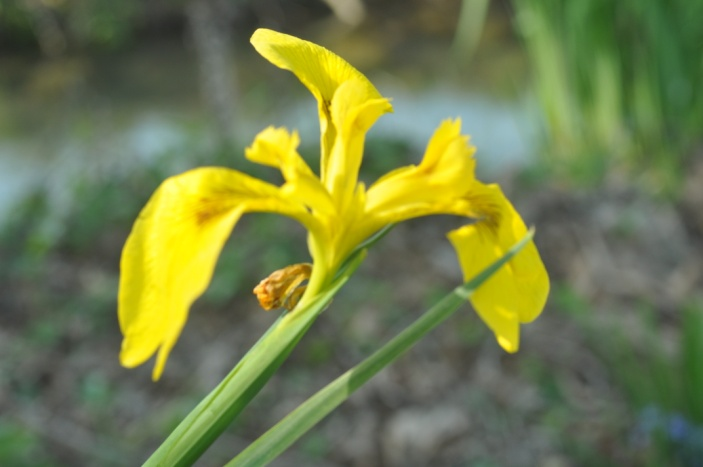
[118,29,550,381]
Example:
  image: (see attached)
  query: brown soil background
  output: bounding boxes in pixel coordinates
[3,161,703,466]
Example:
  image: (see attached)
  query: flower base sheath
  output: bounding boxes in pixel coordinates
[118,28,550,381]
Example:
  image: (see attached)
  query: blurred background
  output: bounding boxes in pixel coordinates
[1,0,703,465]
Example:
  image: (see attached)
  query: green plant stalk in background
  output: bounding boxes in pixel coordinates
[513,0,703,191]
[452,0,489,65]
[229,230,535,466]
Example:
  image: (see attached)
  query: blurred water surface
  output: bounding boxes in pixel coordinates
[0,36,536,226]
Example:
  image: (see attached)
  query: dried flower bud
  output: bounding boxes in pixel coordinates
[253,263,313,311]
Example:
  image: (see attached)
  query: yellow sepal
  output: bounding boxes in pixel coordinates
[118,167,316,380]
[448,183,549,352]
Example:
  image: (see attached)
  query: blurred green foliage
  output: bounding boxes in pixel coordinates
[0,1,36,47]
[513,0,703,192]
[556,285,703,466]
[3,3,702,463]
[0,0,142,51]
[0,421,52,467]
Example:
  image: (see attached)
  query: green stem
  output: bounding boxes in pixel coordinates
[143,251,366,467]
[227,230,534,466]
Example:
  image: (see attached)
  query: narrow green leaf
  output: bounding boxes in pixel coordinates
[682,301,703,422]
[144,251,366,467]
[228,229,535,467]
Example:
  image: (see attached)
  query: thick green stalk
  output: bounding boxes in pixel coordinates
[143,252,366,467]
[228,230,535,467]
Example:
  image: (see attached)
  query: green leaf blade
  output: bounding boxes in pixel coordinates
[228,229,535,466]
[144,252,366,467]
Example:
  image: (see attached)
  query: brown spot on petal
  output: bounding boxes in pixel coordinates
[194,197,225,226]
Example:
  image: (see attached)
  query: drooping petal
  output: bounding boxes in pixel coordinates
[365,119,476,221]
[326,79,392,207]
[250,28,390,176]
[447,183,549,352]
[118,167,317,380]
[245,126,336,217]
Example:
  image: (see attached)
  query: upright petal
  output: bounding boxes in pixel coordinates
[250,28,390,176]
[118,167,317,380]
[365,119,476,221]
[326,79,392,207]
[245,126,336,217]
[447,184,549,352]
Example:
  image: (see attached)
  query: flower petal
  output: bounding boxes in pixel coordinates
[118,167,316,380]
[365,119,476,219]
[331,119,479,265]
[447,184,549,352]
[250,28,390,175]
[326,79,392,207]
[245,126,336,217]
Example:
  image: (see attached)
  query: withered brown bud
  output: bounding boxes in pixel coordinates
[253,263,313,311]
